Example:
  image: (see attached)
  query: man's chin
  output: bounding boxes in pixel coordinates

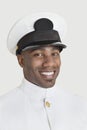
[38,79,56,88]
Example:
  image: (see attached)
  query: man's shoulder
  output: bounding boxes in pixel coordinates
[56,86,87,111]
[0,85,24,110]
[56,86,87,125]
[0,85,27,128]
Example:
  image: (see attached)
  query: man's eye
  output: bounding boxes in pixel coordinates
[33,53,43,57]
[52,52,59,56]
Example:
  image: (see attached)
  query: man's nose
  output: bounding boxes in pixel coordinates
[42,55,54,67]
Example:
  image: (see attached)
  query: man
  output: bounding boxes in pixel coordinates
[0,12,87,130]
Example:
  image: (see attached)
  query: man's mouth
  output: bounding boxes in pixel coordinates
[40,71,55,80]
[41,71,54,76]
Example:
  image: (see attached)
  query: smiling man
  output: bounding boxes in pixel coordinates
[0,12,87,130]
[17,45,61,88]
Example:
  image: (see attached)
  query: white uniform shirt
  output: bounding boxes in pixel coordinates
[0,78,87,130]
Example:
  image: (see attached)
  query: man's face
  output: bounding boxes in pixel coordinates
[17,45,61,88]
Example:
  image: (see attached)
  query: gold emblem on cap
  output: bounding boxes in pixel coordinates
[16,45,18,51]
[45,101,50,107]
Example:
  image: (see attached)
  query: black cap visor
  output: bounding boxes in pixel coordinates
[21,42,66,53]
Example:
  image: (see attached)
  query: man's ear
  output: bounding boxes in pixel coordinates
[17,54,24,68]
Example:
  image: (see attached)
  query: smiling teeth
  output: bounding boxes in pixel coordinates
[41,72,54,76]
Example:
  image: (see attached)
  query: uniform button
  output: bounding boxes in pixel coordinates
[45,101,50,107]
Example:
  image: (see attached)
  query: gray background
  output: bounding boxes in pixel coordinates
[0,0,87,98]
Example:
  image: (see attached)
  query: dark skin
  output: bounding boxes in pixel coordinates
[17,45,61,88]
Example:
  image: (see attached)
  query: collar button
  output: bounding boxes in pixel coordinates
[45,101,51,107]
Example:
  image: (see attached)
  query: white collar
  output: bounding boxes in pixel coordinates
[20,78,58,101]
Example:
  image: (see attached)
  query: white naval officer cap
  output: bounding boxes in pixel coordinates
[7,12,67,55]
